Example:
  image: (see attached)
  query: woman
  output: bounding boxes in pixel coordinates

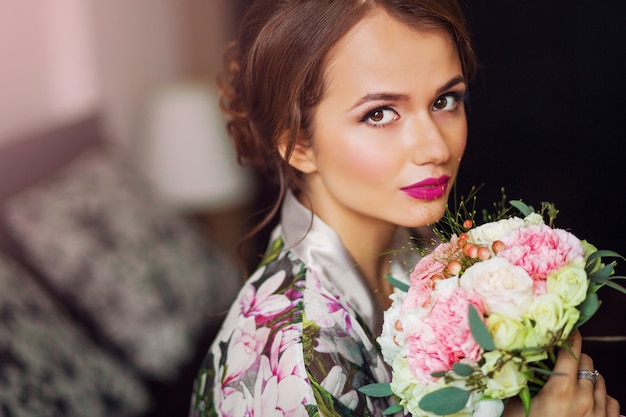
[189,0,620,416]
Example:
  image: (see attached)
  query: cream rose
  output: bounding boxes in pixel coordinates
[480,351,527,398]
[487,313,527,351]
[523,212,544,226]
[546,261,589,308]
[473,399,505,417]
[459,257,534,320]
[525,293,569,345]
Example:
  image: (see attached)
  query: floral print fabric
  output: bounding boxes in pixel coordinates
[190,233,394,416]
[189,192,411,416]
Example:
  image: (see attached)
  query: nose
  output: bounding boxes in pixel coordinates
[408,114,451,165]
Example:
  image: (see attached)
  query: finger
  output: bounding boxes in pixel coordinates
[592,371,607,415]
[577,353,596,393]
[551,329,582,381]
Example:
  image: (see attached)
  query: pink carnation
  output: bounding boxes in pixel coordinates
[498,224,584,281]
[405,287,483,383]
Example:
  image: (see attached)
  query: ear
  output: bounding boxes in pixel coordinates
[277,131,318,174]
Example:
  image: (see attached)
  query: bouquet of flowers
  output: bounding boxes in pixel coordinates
[360,196,625,417]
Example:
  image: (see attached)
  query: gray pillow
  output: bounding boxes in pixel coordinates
[0,252,150,417]
[3,148,242,380]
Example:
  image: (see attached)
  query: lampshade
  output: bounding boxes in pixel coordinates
[140,82,255,212]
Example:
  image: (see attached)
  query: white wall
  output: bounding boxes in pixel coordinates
[0,0,236,149]
[0,0,99,145]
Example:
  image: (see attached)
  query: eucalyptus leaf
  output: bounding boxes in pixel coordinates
[453,363,474,377]
[383,404,403,415]
[386,274,410,292]
[469,304,495,351]
[419,387,471,415]
[509,200,533,216]
[358,383,393,397]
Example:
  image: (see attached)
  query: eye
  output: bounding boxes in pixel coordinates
[432,92,465,111]
[360,106,399,127]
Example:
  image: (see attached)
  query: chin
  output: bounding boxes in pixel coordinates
[402,201,448,228]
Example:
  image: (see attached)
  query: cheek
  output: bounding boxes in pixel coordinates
[332,141,400,183]
[445,120,468,162]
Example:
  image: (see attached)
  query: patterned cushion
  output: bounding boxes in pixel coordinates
[0,252,150,417]
[3,148,241,380]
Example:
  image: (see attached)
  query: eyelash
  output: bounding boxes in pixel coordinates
[358,91,468,128]
[359,105,398,128]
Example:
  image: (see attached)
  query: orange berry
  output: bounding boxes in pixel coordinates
[477,246,491,260]
[446,261,462,276]
[431,274,444,282]
[394,320,403,331]
[467,245,479,259]
[462,242,474,257]
[492,240,506,254]
[463,219,473,229]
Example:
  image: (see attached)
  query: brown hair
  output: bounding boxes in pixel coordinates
[219,0,477,252]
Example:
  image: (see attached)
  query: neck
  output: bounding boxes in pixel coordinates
[319,210,398,306]
[295,189,399,307]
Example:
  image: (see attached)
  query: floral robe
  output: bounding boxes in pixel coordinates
[189,192,420,417]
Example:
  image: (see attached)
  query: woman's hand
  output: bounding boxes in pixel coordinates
[505,329,621,417]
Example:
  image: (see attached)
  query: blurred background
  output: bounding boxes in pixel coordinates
[0,0,624,415]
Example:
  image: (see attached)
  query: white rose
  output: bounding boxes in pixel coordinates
[460,257,534,320]
[467,217,527,246]
[473,399,505,417]
[480,351,527,398]
[546,261,589,308]
[378,292,406,365]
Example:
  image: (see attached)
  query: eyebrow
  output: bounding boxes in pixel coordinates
[350,75,467,110]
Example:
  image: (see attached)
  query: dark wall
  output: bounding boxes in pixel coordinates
[459,1,626,405]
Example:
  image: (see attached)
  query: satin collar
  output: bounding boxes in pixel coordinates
[279,191,421,331]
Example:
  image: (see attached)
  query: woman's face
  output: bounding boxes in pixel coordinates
[295,9,467,234]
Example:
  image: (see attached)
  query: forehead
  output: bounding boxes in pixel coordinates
[321,9,461,99]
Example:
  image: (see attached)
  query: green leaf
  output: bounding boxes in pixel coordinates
[430,371,447,378]
[509,200,533,216]
[605,280,626,295]
[469,304,495,351]
[385,274,410,292]
[419,387,471,415]
[588,249,626,263]
[519,385,531,417]
[575,294,601,327]
[383,404,403,415]
[453,363,474,377]
[588,264,615,284]
[358,383,393,397]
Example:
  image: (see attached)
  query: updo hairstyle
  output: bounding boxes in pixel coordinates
[218,0,477,231]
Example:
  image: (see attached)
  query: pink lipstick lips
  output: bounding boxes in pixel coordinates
[401,175,450,200]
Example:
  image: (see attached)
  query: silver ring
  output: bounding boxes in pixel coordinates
[577,370,599,386]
